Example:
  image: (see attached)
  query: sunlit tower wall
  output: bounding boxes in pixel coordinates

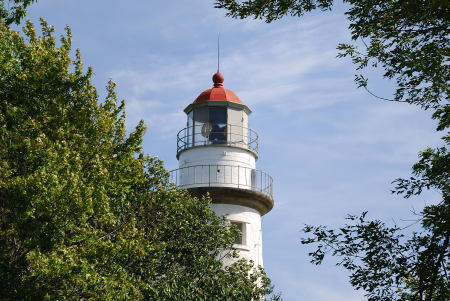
[170,72,274,267]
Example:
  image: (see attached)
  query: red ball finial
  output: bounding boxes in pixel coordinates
[212,72,224,87]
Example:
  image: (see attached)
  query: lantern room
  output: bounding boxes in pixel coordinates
[177,72,258,157]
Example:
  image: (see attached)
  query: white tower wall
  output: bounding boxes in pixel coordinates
[177,146,264,266]
[212,204,263,267]
[179,146,256,168]
[177,146,257,190]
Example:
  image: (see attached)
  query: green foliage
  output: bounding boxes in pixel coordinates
[0,19,277,300]
[215,0,449,110]
[0,0,36,25]
[302,206,449,301]
[215,0,334,22]
[301,104,449,301]
[215,1,449,300]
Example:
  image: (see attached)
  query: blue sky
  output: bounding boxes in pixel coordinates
[25,1,441,300]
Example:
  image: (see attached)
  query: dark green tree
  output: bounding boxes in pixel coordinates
[215,0,449,109]
[215,1,449,300]
[0,0,36,25]
[0,19,277,300]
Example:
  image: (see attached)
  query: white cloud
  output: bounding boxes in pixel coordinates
[112,12,351,134]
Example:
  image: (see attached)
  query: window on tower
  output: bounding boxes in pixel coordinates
[230,221,246,246]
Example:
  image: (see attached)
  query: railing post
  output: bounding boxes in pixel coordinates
[270,175,272,197]
[231,165,233,187]
[260,171,262,192]
[246,167,248,187]
[238,166,240,189]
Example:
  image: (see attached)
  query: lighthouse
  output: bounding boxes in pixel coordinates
[170,72,274,267]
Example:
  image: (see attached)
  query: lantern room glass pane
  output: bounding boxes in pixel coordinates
[193,106,209,123]
[228,108,245,146]
[209,107,227,143]
[209,107,227,124]
[210,123,227,142]
[193,106,209,145]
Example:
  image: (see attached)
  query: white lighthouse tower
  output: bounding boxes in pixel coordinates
[170,72,274,267]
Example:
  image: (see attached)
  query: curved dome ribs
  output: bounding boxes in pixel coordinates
[194,72,243,104]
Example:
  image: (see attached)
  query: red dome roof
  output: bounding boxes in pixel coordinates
[194,72,243,104]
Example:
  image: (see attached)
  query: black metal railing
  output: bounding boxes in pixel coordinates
[169,164,273,199]
[176,124,258,155]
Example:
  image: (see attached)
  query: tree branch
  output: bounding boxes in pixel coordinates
[363,85,408,103]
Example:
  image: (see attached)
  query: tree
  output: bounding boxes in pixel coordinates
[0,0,36,25]
[215,0,449,109]
[0,19,277,300]
[215,1,449,300]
